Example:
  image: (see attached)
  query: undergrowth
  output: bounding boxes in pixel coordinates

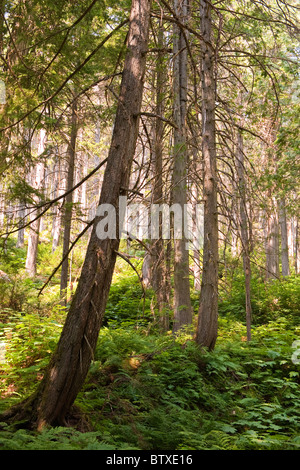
[0,241,299,450]
[1,314,299,450]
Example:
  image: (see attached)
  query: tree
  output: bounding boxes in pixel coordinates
[60,96,78,304]
[236,127,252,341]
[172,0,192,333]
[150,23,170,330]
[2,0,151,429]
[25,129,46,277]
[1,0,299,431]
[195,0,218,350]
[278,197,290,277]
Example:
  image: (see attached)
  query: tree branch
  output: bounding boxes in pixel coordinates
[0,158,108,238]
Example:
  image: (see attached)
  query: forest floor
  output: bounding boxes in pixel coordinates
[0,239,299,450]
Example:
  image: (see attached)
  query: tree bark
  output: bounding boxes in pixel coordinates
[195,0,218,350]
[0,0,4,56]
[16,204,26,248]
[60,98,78,305]
[295,218,300,275]
[172,0,192,333]
[25,130,45,277]
[51,153,64,253]
[265,198,280,280]
[236,128,252,341]
[8,0,151,430]
[190,124,202,291]
[150,24,169,330]
[278,197,290,276]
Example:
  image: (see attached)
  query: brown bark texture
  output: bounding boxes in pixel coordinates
[278,197,290,277]
[195,0,218,350]
[172,0,192,333]
[151,25,170,331]
[60,98,78,304]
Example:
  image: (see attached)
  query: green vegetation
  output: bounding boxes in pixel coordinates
[0,0,299,452]
[1,240,299,450]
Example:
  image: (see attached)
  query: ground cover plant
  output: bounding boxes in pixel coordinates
[0,0,299,442]
[0,242,299,450]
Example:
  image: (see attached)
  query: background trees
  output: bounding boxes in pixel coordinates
[0,0,299,430]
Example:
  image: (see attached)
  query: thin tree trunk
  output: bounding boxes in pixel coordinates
[0,182,5,229]
[193,233,201,291]
[290,216,297,272]
[151,25,169,330]
[52,153,64,252]
[80,161,88,233]
[172,0,192,333]
[25,192,41,277]
[278,197,290,276]
[4,0,151,430]
[78,140,88,233]
[25,130,45,277]
[296,219,300,275]
[16,204,26,248]
[60,98,78,305]
[265,198,280,280]
[190,125,202,291]
[236,129,252,341]
[0,0,4,56]
[195,0,218,350]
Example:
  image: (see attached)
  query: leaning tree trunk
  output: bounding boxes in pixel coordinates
[195,0,218,350]
[172,0,192,333]
[1,0,151,430]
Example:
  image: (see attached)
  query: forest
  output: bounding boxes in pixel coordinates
[0,0,299,452]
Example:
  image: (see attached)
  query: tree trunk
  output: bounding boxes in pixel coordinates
[78,141,88,233]
[195,0,218,350]
[60,98,78,305]
[0,183,4,229]
[150,24,169,330]
[4,0,151,430]
[265,198,279,280]
[0,0,4,56]
[290,216,297,273]
[51,154,64,252]
[236,129,252,341]
[25,185,41,277]
[190,125,202,291]
[295,219,300,275]
[16,204,26,248]
[278,197,290,276]
[172,0,192,333]
[25,130,45,277]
